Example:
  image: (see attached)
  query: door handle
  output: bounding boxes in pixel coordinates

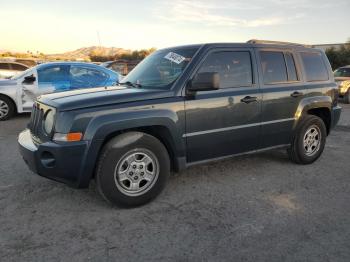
[241,96,257,103]
[290,91,303,98]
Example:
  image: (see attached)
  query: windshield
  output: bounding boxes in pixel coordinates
[120,47,199,89]
[11,68,33,80]
[334,67,350,78]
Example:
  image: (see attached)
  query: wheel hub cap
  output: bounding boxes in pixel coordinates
[303,125,321,156]
[0,100,9,118]
[114,149,159,196]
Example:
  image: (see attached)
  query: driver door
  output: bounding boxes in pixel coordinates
[184,49,262,163]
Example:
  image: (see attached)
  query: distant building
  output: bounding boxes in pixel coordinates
[312,43,346,51]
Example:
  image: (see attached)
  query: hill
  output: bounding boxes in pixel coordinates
[48,46,132,60]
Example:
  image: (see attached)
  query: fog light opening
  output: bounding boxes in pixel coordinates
[41,151,56,168]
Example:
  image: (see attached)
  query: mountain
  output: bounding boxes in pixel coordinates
[48,46,132,60]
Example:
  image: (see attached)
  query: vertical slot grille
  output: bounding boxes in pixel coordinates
[29,103,45,138]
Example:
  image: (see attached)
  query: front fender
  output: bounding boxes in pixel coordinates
[85,109,184,151]
[76,108,185,187]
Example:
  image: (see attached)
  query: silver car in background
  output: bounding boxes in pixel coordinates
[0,62,29,79]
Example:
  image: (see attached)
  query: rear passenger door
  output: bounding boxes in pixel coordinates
[256,49,309,148]
[185,48,262,163]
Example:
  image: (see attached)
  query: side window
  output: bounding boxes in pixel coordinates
[260,51,288,84]
[38,65,69,83]
[11,63,28,71]
[37,65,70,91]
[0,63,10,70]
[197,51,253,88]
[284,53,298,81]
[70,66,108,89]
[300,52,329,82]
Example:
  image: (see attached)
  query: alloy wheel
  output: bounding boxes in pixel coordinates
[303,125,321,156]
[114,149,159,196]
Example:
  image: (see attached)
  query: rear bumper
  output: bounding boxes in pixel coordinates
[18,129,89,188]
[331,106,342,130]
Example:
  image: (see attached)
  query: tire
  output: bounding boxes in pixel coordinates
[344,90,350,104]
[95,132,170,207]
[0,95,15,121]
[287,115,327,165]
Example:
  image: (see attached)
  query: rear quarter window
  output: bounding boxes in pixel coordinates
[300,52,329,82]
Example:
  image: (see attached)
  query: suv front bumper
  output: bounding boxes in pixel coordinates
[18,129,89,188]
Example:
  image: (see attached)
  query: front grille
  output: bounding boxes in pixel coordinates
[28,102,51,143]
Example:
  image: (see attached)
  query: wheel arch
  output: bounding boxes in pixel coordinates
[77,114,186,188]
[0,93,17,112]
[295,96,332,135]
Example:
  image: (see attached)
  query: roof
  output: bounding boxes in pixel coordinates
[36,61,97,68]
[34,61,119,76]
[0,61,30,67]
[159,40,318,52]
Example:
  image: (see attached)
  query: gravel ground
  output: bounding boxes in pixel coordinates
[0,103,350,262]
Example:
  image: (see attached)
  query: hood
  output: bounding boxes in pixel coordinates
[0,79,17,87]
[38,86,174,111]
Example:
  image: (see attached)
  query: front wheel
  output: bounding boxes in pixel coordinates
[0,96,15,121]
[288,115,327,164]
[96,132,170,207]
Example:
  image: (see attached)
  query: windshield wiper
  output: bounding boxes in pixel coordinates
[119,81,142,88]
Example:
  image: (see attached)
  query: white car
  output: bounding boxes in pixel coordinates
[0,62,120,120]
[0,62,29,79]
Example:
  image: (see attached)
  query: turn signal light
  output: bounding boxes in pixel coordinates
[53,132,83,142]
[67,132,83,141]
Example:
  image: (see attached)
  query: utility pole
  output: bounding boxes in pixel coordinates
[97,30,101,47]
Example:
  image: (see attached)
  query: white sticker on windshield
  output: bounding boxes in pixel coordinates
[164,52,186,64]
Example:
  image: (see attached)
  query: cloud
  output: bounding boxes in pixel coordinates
[154,0,349,28]
[156,0,292,27]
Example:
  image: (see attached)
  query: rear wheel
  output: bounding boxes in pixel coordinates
[0,96,15,121]
[288,115,326,164]
[96,132,170,207]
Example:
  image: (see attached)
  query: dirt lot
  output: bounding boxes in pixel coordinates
[1,103,350,262]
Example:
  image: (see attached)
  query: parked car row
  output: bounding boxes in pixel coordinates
[101,59,141,75]
[0,62,121,120]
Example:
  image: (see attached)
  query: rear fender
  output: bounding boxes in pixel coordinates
[293,96,332,129]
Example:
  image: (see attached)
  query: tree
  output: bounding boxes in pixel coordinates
[325,39,350,69]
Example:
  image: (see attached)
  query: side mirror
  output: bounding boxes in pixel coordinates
[22,75,36,84]
[187,72,220,92]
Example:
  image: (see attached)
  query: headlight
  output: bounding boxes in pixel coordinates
[339,81,350,94]
[43,109,55,134]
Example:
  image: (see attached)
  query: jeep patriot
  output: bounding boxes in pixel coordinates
[18,40,342,207]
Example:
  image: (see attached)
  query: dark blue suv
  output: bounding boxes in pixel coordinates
[18,40,341,207]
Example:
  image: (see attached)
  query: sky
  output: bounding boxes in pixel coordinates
[1,0,349,53]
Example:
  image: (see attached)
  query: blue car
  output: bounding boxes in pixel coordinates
[0,62,121,120]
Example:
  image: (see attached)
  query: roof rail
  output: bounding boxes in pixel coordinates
[247,39,311,48]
